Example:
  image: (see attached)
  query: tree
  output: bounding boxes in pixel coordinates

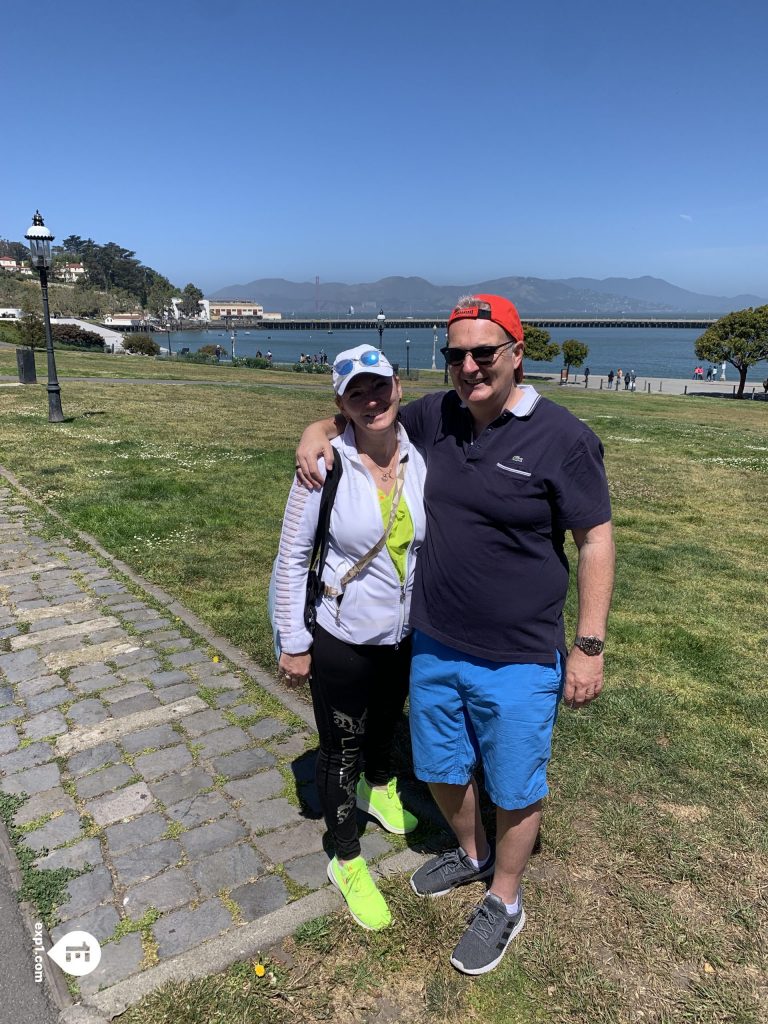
[180,283,204,318]
[60,235,87,256]
[0,239,30,262]
[522,324,560,363]
[16,295,45,348]
[16,311,45,348]
[561,339,589,381]
[695,306,768,398]
[146,279,176,320]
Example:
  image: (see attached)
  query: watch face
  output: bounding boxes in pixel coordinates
[576,636,604,656]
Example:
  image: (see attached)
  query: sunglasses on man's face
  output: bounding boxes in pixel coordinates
[334,349,381,376]
[440,340,517,367]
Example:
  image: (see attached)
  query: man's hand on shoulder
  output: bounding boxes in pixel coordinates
[295,415,345,489]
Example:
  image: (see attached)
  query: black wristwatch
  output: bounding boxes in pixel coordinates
[573,635,605,656]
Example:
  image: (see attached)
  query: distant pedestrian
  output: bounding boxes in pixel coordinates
[584,367,590,388]
[706,366,712,382]
[720,361,726,381]
[615,368,622,391]
[267,350,273,363]
[215,344,222,361]
[629,370,636,392]
[607,369,614,388]
[763,377,768,395]
[624,371,630,390]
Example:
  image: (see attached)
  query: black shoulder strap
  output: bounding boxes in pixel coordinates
[309,457,343,578]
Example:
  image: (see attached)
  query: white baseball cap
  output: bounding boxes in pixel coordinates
[332,344,394,396]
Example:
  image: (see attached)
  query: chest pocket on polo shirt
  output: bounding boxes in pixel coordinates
[489,461,549,530]
[495,462,532,480]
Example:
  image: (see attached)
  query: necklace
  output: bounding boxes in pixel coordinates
[364,446,399,483]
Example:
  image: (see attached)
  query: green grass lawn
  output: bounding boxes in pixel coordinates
[1,373,766,1023]
[0,342,452,388]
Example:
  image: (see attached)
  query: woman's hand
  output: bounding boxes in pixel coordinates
[278,651,311,688]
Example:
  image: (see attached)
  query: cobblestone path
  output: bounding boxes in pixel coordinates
[0,485,411,1013]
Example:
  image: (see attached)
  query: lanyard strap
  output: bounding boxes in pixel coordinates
[340,457,407,587]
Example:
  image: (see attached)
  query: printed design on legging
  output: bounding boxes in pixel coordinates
[332,706,367,823]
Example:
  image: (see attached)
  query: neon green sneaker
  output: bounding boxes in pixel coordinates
[326,856,391,930]
[356,774,419,835]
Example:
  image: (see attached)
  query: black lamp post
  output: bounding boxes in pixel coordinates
[431,325,437,372]
[25,211,63,422]
[443,329,449,385]
[377,308,385,351]
[405,337,410,378]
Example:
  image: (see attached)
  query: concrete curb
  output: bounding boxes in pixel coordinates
[0,817,74,1014]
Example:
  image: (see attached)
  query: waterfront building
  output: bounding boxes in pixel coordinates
[198,299,282,322]
[206,300,265,320]
[103,312,148,328]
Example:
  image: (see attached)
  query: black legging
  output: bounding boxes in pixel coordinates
[309,624,411,861]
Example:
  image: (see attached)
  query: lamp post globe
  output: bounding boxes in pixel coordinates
[376,308,385,351]
[24,211,64,423]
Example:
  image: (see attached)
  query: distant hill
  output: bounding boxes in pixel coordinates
[556,276,766,315]
[210,274,767,317]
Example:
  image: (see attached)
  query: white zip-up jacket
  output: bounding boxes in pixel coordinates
[272,422,427,654]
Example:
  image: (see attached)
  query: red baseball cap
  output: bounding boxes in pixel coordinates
[447,294,526,382]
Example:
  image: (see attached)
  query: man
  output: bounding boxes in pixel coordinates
[296,294,614,976]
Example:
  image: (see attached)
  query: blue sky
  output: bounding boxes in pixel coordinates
[4,0,767,297]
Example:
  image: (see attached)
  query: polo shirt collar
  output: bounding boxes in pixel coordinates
[458,384,541,421]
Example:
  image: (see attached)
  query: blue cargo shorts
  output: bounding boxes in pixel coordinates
[409,630,564,811]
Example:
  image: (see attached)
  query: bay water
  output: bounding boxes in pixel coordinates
[156,325,764,382]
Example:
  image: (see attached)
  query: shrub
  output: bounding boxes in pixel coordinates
[233,356,274,369]
[175,350,217,364]
[198,344,221,356]
[292,362,331,374]
[123,333,160,356]
[50,324,105,351]
[11,319,105,350]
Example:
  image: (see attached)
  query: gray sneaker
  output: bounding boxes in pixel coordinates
[450,891,526,975]
[410,845,494,897]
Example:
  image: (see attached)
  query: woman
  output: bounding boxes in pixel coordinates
[272,344,426,930]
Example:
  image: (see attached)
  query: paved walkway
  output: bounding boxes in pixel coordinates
[2,371,766,400]
[0,483,428,1022]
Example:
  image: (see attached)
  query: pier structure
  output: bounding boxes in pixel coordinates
[202,316,717,332]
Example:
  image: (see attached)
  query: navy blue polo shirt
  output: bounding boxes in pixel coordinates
[399,386,611,664]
